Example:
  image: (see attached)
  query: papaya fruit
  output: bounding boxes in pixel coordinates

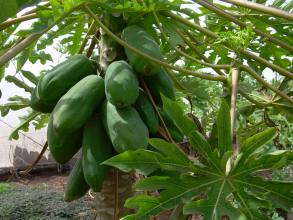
[134,91,159,134]
[52,75,105,133]
[47,115,82,164]
[144,69,175,105]
[121,25,163,76]
[102,100,149,153]
[30,88,55,113]
[30,55,96,112]
[82,115,113,192]
[105,60,139,108]
[64,158,90,202]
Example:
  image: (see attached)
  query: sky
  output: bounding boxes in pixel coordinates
[0,1,277,140]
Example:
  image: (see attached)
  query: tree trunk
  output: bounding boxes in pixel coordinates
[95,169,135,219]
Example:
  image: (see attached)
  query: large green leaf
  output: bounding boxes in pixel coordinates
[9,111,41,140]
[107,104,293,220]
[0,0,41,23]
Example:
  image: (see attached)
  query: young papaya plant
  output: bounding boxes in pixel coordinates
[104,96,293,219]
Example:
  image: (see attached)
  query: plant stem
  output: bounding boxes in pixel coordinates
[19,141,48,176]
[84,5,226,82]
[153,11,230,70]
[230,67,239,139]
[237,88,267,108]
[22,2,50,16]
[164,11,293,80]
[78,20,97,54]
[0,4,83,68]
[140,79,175,144]
[221,0,293,21]
[0,13,38,31]
[241,50,293,80]
[239,64,293,105]
[179,30,269,108]
[193,0,293,53]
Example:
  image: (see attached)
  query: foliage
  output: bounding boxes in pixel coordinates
[0,0,292,219]
[105,97,293,219]
[0,183,12,193]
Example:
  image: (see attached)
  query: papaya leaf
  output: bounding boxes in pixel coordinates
[104,139,202,176]
[9,111,41,140]
[0,0,41,23]
[217,99,232,156]
[20,70,39,85]
[0,95,30,116]
[162,95,197,136]
[5,75,33,93]
[109,107,293,219]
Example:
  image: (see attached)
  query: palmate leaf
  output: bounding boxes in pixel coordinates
[0,95,30,116]
[9,110,41,140]
[106,96,293,219]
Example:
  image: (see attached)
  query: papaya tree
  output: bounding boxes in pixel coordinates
[0,0,292,219]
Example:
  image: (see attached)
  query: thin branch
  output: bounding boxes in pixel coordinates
[180,31,227,76]
[193,0,293,53]
[220,0,293,21]
[153,11,231,70]
[21,2,50,16]
[164,11,293,80]
[239,64,293,105]
[179,30,269,109]
[86,30,100,58]
[0,4,83,68]
[241,50,293,80]
[19,141,48,176]
[140,79,174,144]
[238,88,268,108]
[0,13,38,31]
[83,5,226,82]
[78,20,96,54]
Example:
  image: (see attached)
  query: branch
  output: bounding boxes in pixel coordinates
[0,4,83,68]
[164,11,293,80]
[220,0,293,21]
[238,88,268,108]
[193,0,293,53]
[0,13,38,31]
[239,64,293,105]
[178,30,273,108]
[153,11,231,70]
[19,141,48,176]
[0,33,42,67]
[83,5,226,82]
[241,50,293,80]
[78,20,96,54]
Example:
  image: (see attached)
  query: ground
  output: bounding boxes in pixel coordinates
[0,171,96,220]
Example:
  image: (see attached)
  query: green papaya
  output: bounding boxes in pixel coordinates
[30,55,96,113]
[30,88,55,113]
[102,100,149,153]
[52,75,105,133]
[47,115,82,164]
[82,115,113,192]
[105,60,139,108]
[64,158,90,202]
[144,69,175,105]
[134,91,159,134]
[121,25,163,76]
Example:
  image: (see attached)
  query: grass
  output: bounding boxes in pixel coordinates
[0,183,95,220]
[0,183,12,193]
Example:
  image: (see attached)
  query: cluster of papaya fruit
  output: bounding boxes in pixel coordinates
[30,25,182,201]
